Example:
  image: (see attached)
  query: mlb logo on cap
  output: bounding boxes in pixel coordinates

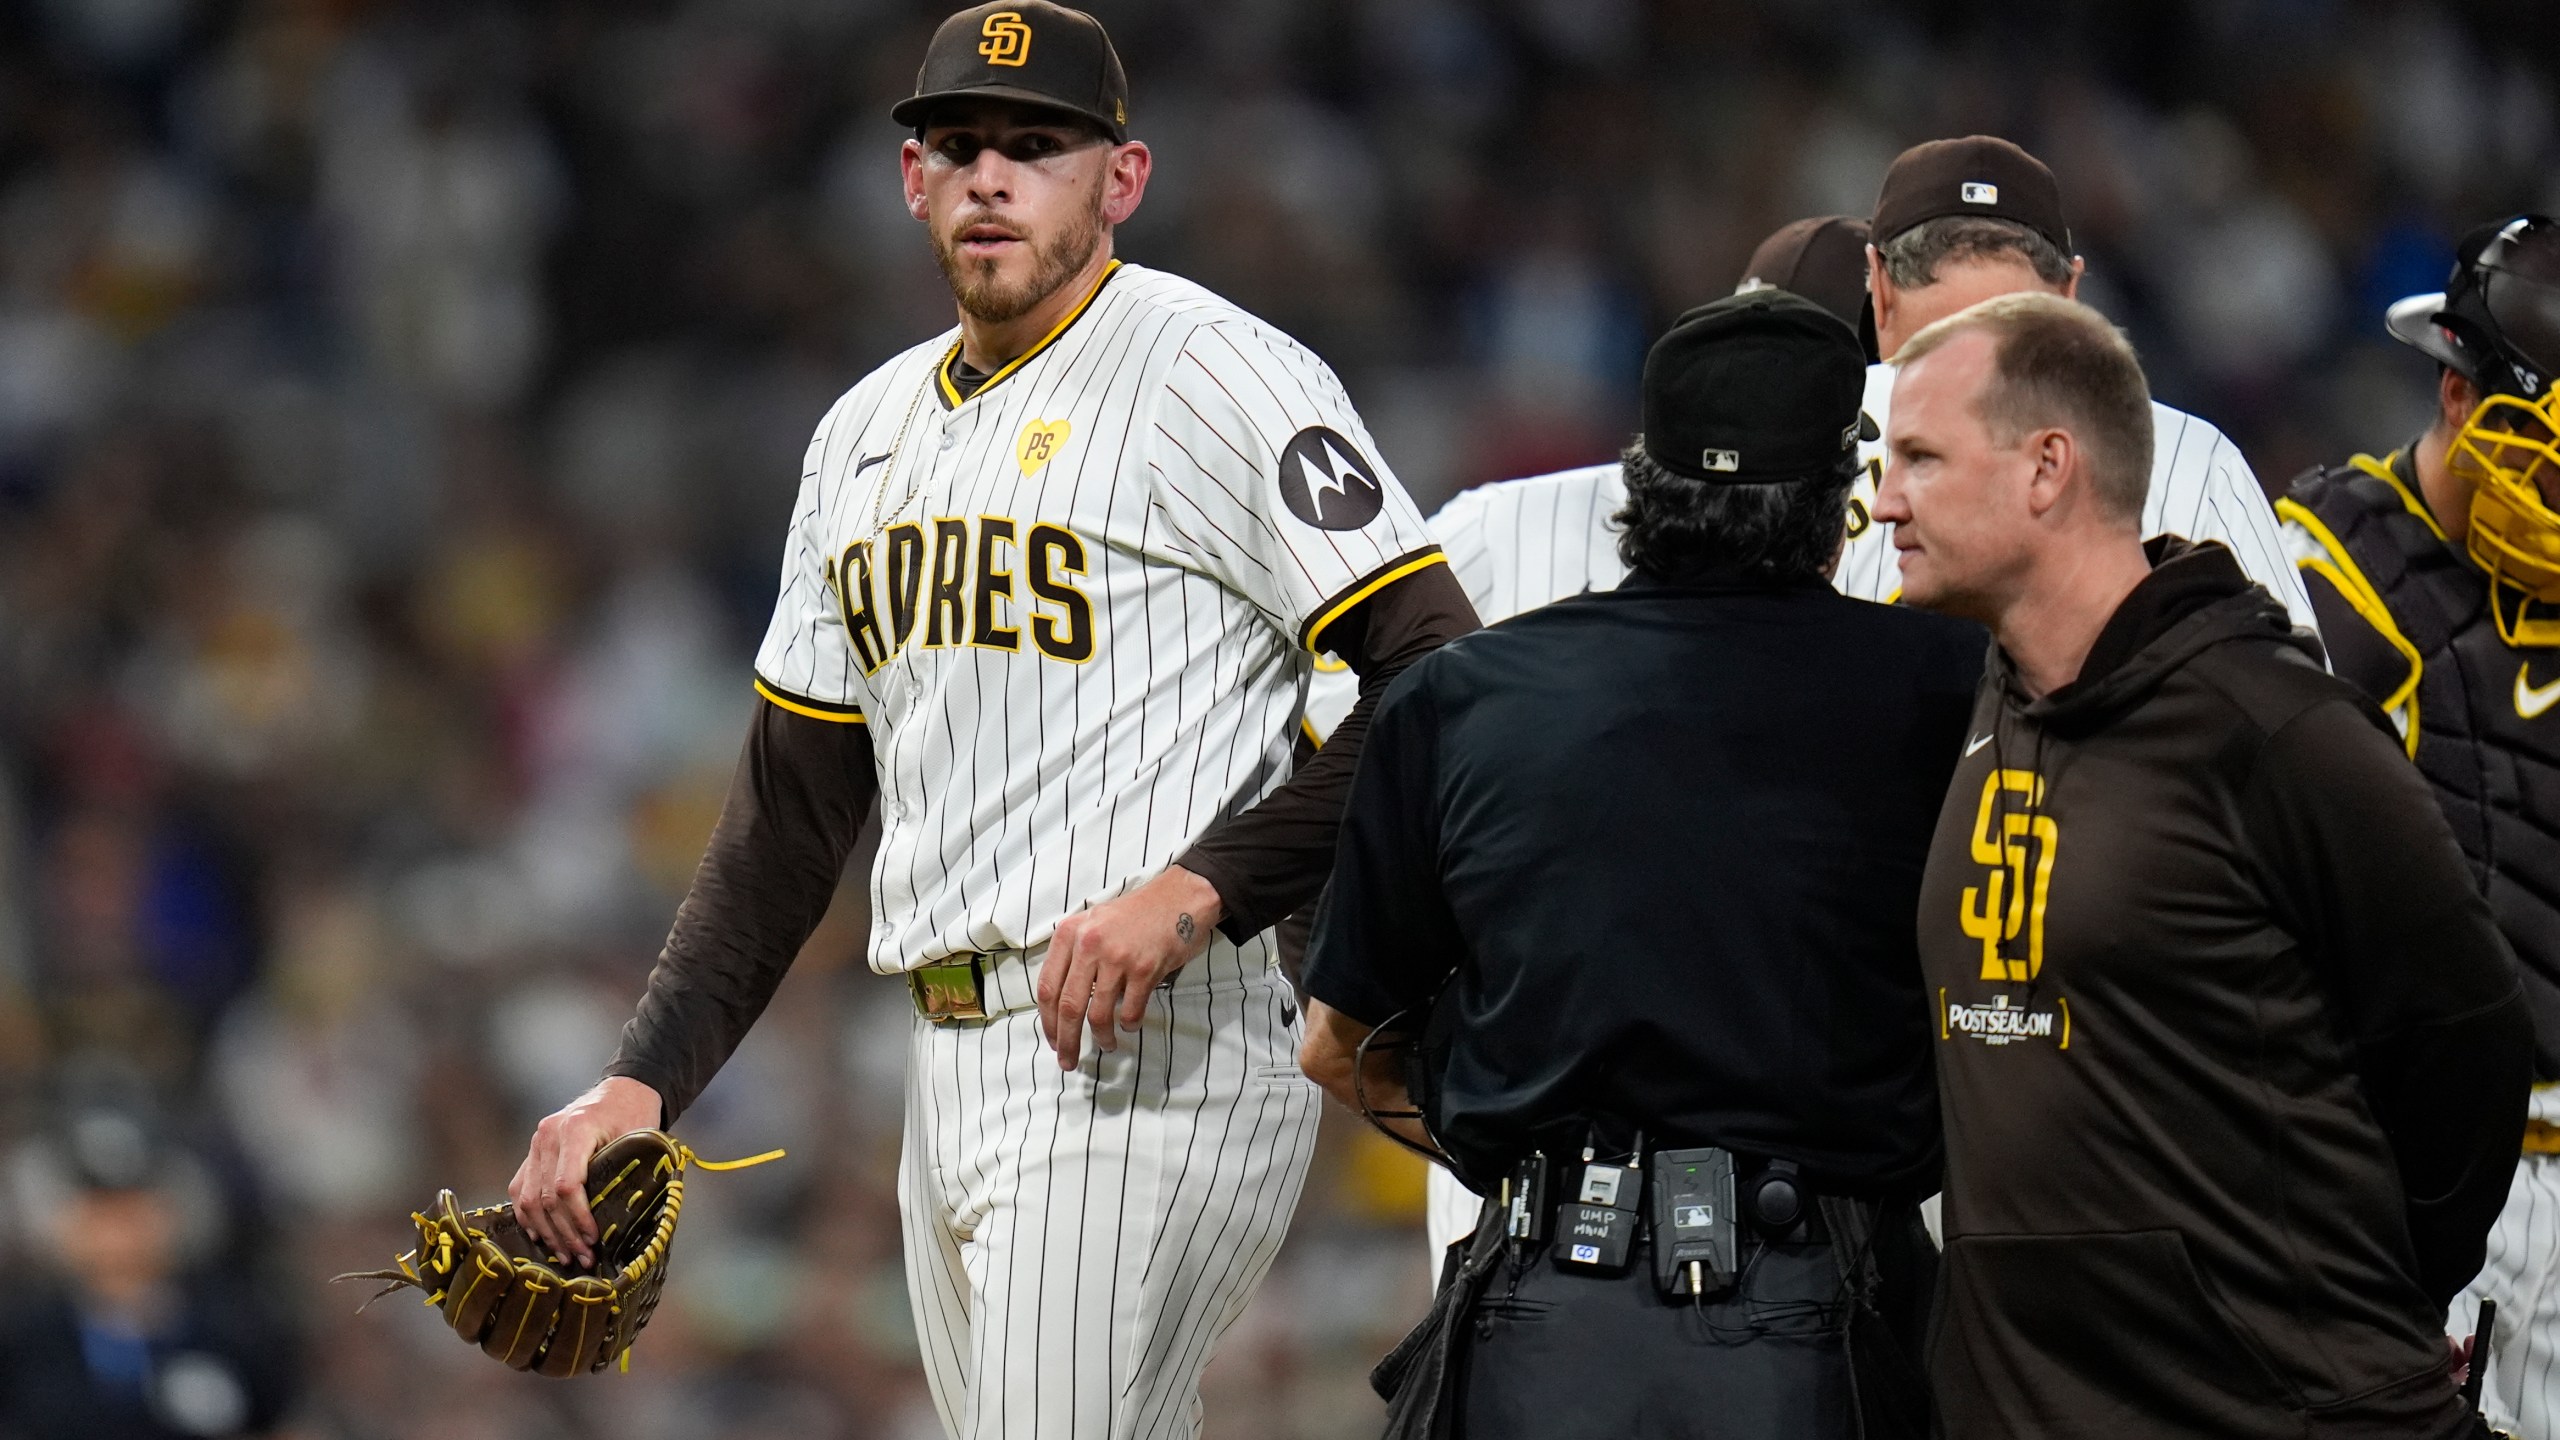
[1873,137,2071,253]
[1701,449,1741,472]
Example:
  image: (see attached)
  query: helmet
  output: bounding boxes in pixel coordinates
[2388,215,2560,637]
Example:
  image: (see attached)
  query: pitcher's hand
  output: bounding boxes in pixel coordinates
[509,1076,663,1267]
[1037,867,1220,1070]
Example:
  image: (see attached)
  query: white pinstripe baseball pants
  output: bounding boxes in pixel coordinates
[2453,1152,2560,1439]
[1423,1162,1481,1279]
[899,956,1320,1440]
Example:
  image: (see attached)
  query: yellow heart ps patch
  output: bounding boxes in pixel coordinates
[1017,419,1072,475]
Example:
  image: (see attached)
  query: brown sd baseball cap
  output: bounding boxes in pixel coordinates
[1736,215,1876,360]
[1871,136,2071,255]
[891,1,1131,143]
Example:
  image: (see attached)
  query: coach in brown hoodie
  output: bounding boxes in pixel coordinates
[1874,291,2532,1439]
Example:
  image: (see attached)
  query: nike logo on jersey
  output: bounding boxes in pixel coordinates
[2519,664,2560,720]
[1964,732,1996,756]
[855,451,892,475]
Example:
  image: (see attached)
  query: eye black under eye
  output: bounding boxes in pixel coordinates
[933,133,1074,165]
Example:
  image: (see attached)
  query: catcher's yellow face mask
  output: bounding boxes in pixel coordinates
[2453,378,2560,642]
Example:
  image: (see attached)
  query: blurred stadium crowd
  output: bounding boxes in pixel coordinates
[0,1,2555,1436]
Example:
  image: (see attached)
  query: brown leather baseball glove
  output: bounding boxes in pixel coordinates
[337,1129,779,1377]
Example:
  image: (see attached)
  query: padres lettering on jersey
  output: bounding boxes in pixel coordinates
[754,261,1439,975]
[1836,362,2322,633]
[828,515,1096,671]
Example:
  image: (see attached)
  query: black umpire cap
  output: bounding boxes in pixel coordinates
[893,1,1132,142]
[1642,291,1868,484]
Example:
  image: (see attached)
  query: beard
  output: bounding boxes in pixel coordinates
[931,186,1108,325]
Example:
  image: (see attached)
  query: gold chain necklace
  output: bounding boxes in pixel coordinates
[863,350,948,541]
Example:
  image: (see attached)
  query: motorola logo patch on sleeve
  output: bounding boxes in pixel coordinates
[1278,426,1386,531]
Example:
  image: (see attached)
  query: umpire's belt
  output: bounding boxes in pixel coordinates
[908,951,1044,1023]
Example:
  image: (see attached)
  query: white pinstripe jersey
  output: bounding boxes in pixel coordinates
[1836,362,2321,629]
[1305,367,2323,740]
[1303,464,1626,739]
[752,261,1438,976]
[1434,463,1630,625]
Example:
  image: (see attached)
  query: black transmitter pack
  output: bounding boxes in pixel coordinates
[1650,1146,1740,1298]
[1551,1153,1639,1274]
[1502,1153,1552,1246]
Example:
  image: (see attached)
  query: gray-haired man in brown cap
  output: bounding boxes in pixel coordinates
[1832,136,2320,637]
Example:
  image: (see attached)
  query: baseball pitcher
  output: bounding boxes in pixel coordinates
[505,5,1475,1436]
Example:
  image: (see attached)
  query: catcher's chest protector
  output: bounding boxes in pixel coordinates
[2295,460,2560,1076]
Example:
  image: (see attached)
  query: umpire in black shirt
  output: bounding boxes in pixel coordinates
[1299,291,1985,1439]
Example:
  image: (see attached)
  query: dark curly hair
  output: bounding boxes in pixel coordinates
[1611,441,1857,583]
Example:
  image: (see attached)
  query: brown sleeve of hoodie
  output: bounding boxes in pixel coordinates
[2242,697,2533,1308]
[602,698,877,1125]
[1177,561,1479,943]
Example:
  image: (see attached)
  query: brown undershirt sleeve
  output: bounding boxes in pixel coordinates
[602,697,877,1125]
[1178,560,1479,942]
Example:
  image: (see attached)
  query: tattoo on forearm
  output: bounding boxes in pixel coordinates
[1175,912,1196,946]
